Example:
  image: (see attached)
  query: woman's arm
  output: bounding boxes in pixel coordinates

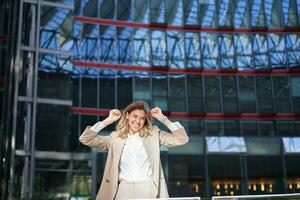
[150,107,189,147]
[79,109,121,151]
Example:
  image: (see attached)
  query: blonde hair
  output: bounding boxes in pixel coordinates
[116,100,153,139]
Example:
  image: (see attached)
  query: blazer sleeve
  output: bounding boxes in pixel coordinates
[79,126,112,151]
[158,124,189,147]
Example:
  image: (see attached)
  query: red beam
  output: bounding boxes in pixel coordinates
[73,60,300,75]
[74,16,300,33]
[72,107,300,120]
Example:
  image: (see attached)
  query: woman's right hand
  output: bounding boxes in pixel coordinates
[106,109,121,124]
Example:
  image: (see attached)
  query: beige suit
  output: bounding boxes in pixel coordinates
[79,125,189,200]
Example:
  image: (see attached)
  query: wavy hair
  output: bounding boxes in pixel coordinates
[116,100,153,139]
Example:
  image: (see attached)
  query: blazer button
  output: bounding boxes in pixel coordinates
[106,179,109,183]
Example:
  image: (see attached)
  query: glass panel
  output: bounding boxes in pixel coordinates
[206,120,223,136]
[264,0,282,27]
[218,0,233,27]
[100,25,116,63]
[222,76,238,113]
[200,0,217,27]
[206,136,246,153]
[253,34,269,69]
[204,76,221,112]
[273,76,291,113]
[286,34,300,68]
[133,29,150,66]
[201,33,218,69]
[245,137,281,155]
[100,75,115,109]
[189,119,204,135]
[259,120,275,136]
[238,76,256,113]
[276,120,295,136]
[100,0,115,19]
[117,73,132,109]
[40,6,74,51]
[183,0,199,26]
[224,120,241,136]
[251,0,266,27]
[117,27,133,64]
[247,156,284,194]
[36,104,71,151]
[282,0,298,27]
[117,0,131,21]
[208,156,244,196]
[167,31,184,68]
[169,75,186,112]
[39,53,73,74]
[268,34,286,69]
[256,76,274,113]
[235,34,252,70]
[285,156,300,193]
[133,0,149,22]
[166,0,183,25]
[38,71,72,100]
[151,0,166,23]
[133,72,151,105]
[72,77,79,107]
[79,35,99,62]
[234,0,250,28]
[152,73,168,111]
[219,34,234,69]
[241,120,258,136]
[81,77,97,108]
[187,75,204,113]
[168,155,205,197]
[291,76,300,113]
[185,32,201,68]
[151,30,167,66]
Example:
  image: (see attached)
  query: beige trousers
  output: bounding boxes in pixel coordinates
[115,180,157,200]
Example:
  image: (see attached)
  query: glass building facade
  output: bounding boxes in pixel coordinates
[1,0,300,199]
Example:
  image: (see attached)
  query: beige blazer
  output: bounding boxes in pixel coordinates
[79,125,189,200]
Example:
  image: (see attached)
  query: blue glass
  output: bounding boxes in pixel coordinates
[234,0,249,28]
[201,32,218,69]
[235,34,252,70]
[151,30,167,66]
[166,0,183,25]
[185,32,201,68]
[167,31,184,68]
[251,0,265,27]
[218,0,232,27]
[268,34,286,68]
[133,29,150,66]
[184,0,198,25]
[100,26,116,63]
[117,27,133,64]
[200,1,216,27]
[219,34,234,69]
[286,34,300,68]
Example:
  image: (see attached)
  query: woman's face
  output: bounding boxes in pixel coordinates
[126,109,147,133]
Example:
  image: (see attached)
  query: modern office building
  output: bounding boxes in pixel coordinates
[0,0,300,199]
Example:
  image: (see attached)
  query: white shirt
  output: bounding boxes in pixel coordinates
[90,121,183,181]
[119,133,152,181]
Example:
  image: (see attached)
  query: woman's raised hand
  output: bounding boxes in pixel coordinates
[150,107,164,119]
[108,109,121,122]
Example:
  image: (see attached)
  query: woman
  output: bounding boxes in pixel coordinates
[79,100,189,200]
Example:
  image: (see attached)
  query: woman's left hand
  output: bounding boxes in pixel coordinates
[150,107,164,119]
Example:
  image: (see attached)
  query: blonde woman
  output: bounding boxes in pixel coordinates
[79,100,189,200]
